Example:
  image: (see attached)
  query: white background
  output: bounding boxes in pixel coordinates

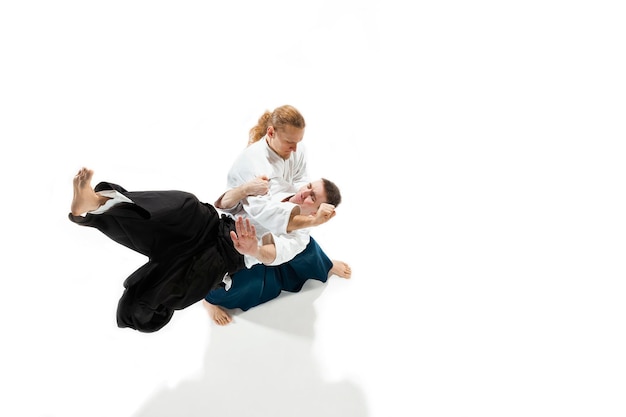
[1,1,625,416]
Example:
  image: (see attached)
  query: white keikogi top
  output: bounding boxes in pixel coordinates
[220,136,312,268]
[227,135,309,198]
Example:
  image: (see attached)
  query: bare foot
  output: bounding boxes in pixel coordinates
[71,167,108,216]
[202,300,232,326]
[330,260,351,279]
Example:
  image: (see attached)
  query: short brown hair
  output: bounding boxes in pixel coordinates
[322,178,341,207]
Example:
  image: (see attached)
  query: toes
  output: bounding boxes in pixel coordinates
[212,311,232,326]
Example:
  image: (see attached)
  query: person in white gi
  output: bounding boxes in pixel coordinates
[69,166,340,331]
[203,105,351,325]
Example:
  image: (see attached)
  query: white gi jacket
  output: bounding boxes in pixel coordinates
[221,137,312,268]
[218,186,312,269]
[227,135,310,195]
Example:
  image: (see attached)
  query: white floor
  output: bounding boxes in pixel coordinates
[2,2,625,416]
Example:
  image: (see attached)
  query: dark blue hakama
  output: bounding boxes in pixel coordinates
[205,237,332,311]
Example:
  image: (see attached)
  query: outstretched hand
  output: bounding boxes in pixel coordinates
[230,216,259,256]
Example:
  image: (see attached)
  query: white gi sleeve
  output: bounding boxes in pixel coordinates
[242,230,309,268]
[269,230,310,265]
[213,191,243,214]
[243,195,297,236]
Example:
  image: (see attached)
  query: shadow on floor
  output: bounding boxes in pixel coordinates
[132,280,369,417]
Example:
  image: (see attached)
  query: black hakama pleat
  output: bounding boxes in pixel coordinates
[69,181,244,332]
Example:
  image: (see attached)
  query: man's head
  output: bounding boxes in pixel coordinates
[265,105,306,159]
[289,178,341,216]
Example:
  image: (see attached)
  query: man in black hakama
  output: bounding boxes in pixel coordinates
[69,171,247,333]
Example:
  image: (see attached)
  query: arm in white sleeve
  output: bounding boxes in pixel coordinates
[265,230,310,266]
[242,230,309,267]
[243,195,298,236]
[214,192,243,214]
[242,233,275,268]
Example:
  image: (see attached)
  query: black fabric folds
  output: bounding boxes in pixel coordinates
[69,182,245,333]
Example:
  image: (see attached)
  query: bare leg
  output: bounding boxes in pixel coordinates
[71,167,110,216]
[202,300,232,326]
[330,260,351,279]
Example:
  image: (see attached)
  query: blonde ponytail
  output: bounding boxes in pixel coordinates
[247,105,306,146]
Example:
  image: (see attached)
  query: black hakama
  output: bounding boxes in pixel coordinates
[69,181,244,333]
